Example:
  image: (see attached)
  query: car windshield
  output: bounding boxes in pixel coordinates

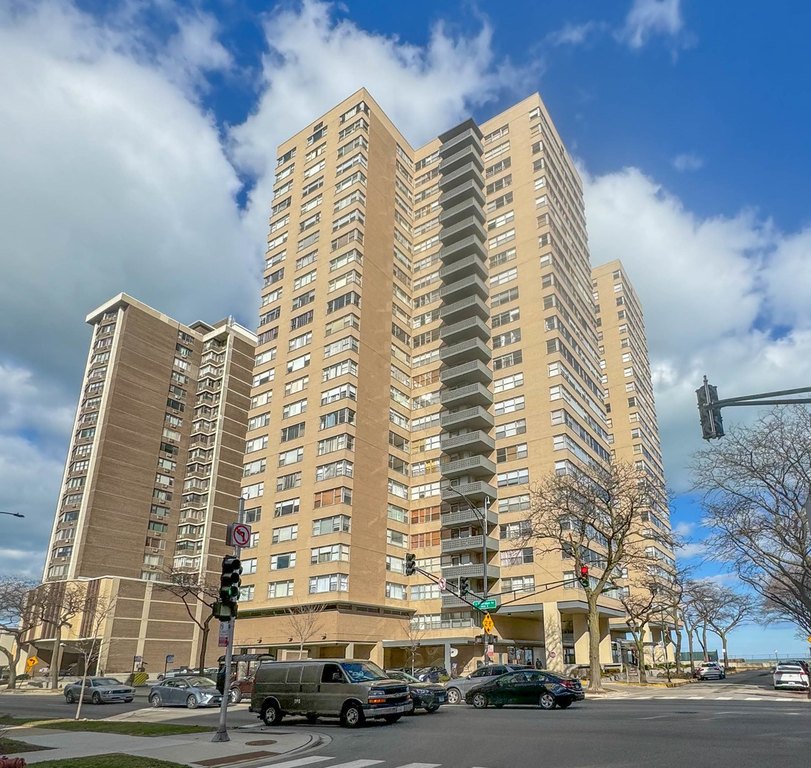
[184,677,216,688]
[340,661,387,682]
[93,678,124,686]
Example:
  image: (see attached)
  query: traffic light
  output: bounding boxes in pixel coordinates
[579,565,590,588]
[460,577,470,597]
[219,555,242,608]
[405,552,416,576]
[696,379,724,440]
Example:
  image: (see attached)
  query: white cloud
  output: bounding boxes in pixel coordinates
[584,166,811,491]
[672,152,704,172]
[229,0,527,241]
[676,542,707,559]
[620,0,685,49]
[547,21,605,47]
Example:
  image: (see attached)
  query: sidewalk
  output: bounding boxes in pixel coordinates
[6,723,324,766]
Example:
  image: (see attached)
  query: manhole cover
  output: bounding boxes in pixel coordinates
[245,740,278,746]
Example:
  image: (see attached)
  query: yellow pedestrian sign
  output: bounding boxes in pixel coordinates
[482,612,495,634]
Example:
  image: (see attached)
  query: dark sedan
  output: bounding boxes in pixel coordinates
[463,670,584,710]
[385,670,446,713]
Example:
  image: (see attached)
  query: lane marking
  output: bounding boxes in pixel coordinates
[258,757,334,768]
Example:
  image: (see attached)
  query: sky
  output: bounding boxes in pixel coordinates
[2,0,810,657]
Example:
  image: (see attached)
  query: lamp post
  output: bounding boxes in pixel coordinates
[445,485,491,664]
[0,511,25,518]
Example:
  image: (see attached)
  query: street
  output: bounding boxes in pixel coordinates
[2,669,808,768]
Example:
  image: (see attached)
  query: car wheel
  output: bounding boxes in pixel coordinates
[186,695,199,709]
[340,702,365,728]
[558,700,572,709]
[472,692,488,709]
[125,698,133,703]
[261,700,283,726]
[91,692,102,705]
[305,713,318,723]
[384,714,401,724]
[539,692,556,710]
[229,687,242,704]
[65,691,75,704]
[149,694,161,708]
[446,687,461,705]
[425,704,440,713]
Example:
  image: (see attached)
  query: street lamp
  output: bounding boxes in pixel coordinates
[445,485,492,664]
[0,510,25,518]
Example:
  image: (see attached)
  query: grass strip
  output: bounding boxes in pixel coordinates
[0,735,51,754]
[34,720,212,737]
[33,754,187,768]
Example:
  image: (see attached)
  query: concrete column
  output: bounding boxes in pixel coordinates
[370,641,384,667]
[443,642,452,677]
[542,602,564,673]
[572,613,589,665]
[345,643,355,659]
[599,617,613,664]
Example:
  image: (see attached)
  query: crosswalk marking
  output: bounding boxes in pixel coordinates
[259,758,334,768]
[392,764,441,768]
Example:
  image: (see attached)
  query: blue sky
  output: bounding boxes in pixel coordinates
[1,0,810,657]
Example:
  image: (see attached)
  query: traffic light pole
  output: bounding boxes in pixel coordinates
[212,501,244,743]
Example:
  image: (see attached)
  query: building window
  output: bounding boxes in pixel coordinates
[270,552,296,570]
[309,573,349,594]
[268,580,294,599]
[312,514,351,536]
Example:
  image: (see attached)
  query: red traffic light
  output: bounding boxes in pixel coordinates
[580,565,589,576]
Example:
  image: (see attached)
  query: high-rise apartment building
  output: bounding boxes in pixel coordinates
[593,261,674,661]
[234,89,657,674]
[32,294,255,673]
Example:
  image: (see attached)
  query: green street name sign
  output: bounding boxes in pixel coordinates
[473,599,498,610]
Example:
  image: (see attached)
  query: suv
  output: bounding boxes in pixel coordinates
[250,659,412,728]
[694,662,725,680]
[444,664,532,704]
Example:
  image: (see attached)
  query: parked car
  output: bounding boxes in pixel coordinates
[148,676,222,708]
[694,662,725,680]
[773,662,810,691]
[413,665,447,683]
[463,669,584,710]
[250,659,412,728]
[385,669,446,712]
[444,664,532,705]
[64,677,135,704]
[216,653,274,704]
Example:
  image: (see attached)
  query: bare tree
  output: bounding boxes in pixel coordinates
[618,582,659,684]
[285,604,325,656]
[703,585,755,669]
[692,406,811,636]
[401,615,426,674]
[67,592,117,720]
[157,569,219,674]
[0,577,39,689]
[526,459,673,692]
[683,579,717,662]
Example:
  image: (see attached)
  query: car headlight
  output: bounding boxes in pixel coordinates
[369,689,386,697]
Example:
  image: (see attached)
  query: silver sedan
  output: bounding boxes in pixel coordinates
[64,677,135,704]
[148,676,223,709]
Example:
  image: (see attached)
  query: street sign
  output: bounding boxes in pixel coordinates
[482,613,495,634]
[450,648,458,658]
[227,523,252,548]
[807,635,811,644]
[473,599,498,610]
[438,577,447,591]
[165,654,175,663]
[218,621,230,648]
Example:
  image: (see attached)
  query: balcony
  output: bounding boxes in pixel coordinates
[439,197,485,228]
[441,480,498,504]
[440,295,489,324]
[441,593,472,610]
[439,257,488,288]
[439,338,491,366]
[439,142,484,176]
[439,125,483,158]
[439,179,485,210]
[438,234,486,265]
[440,382,492,409]
[440,359,492,388]
[442,563,500,580]
[440,429,495,454]
[440,218,486,248]
[440,316,490,346]
[439,161,482,191]
[441,505,498,528]
[440,405,493,432]
[440,455,496,479]
[441,534,498,555]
